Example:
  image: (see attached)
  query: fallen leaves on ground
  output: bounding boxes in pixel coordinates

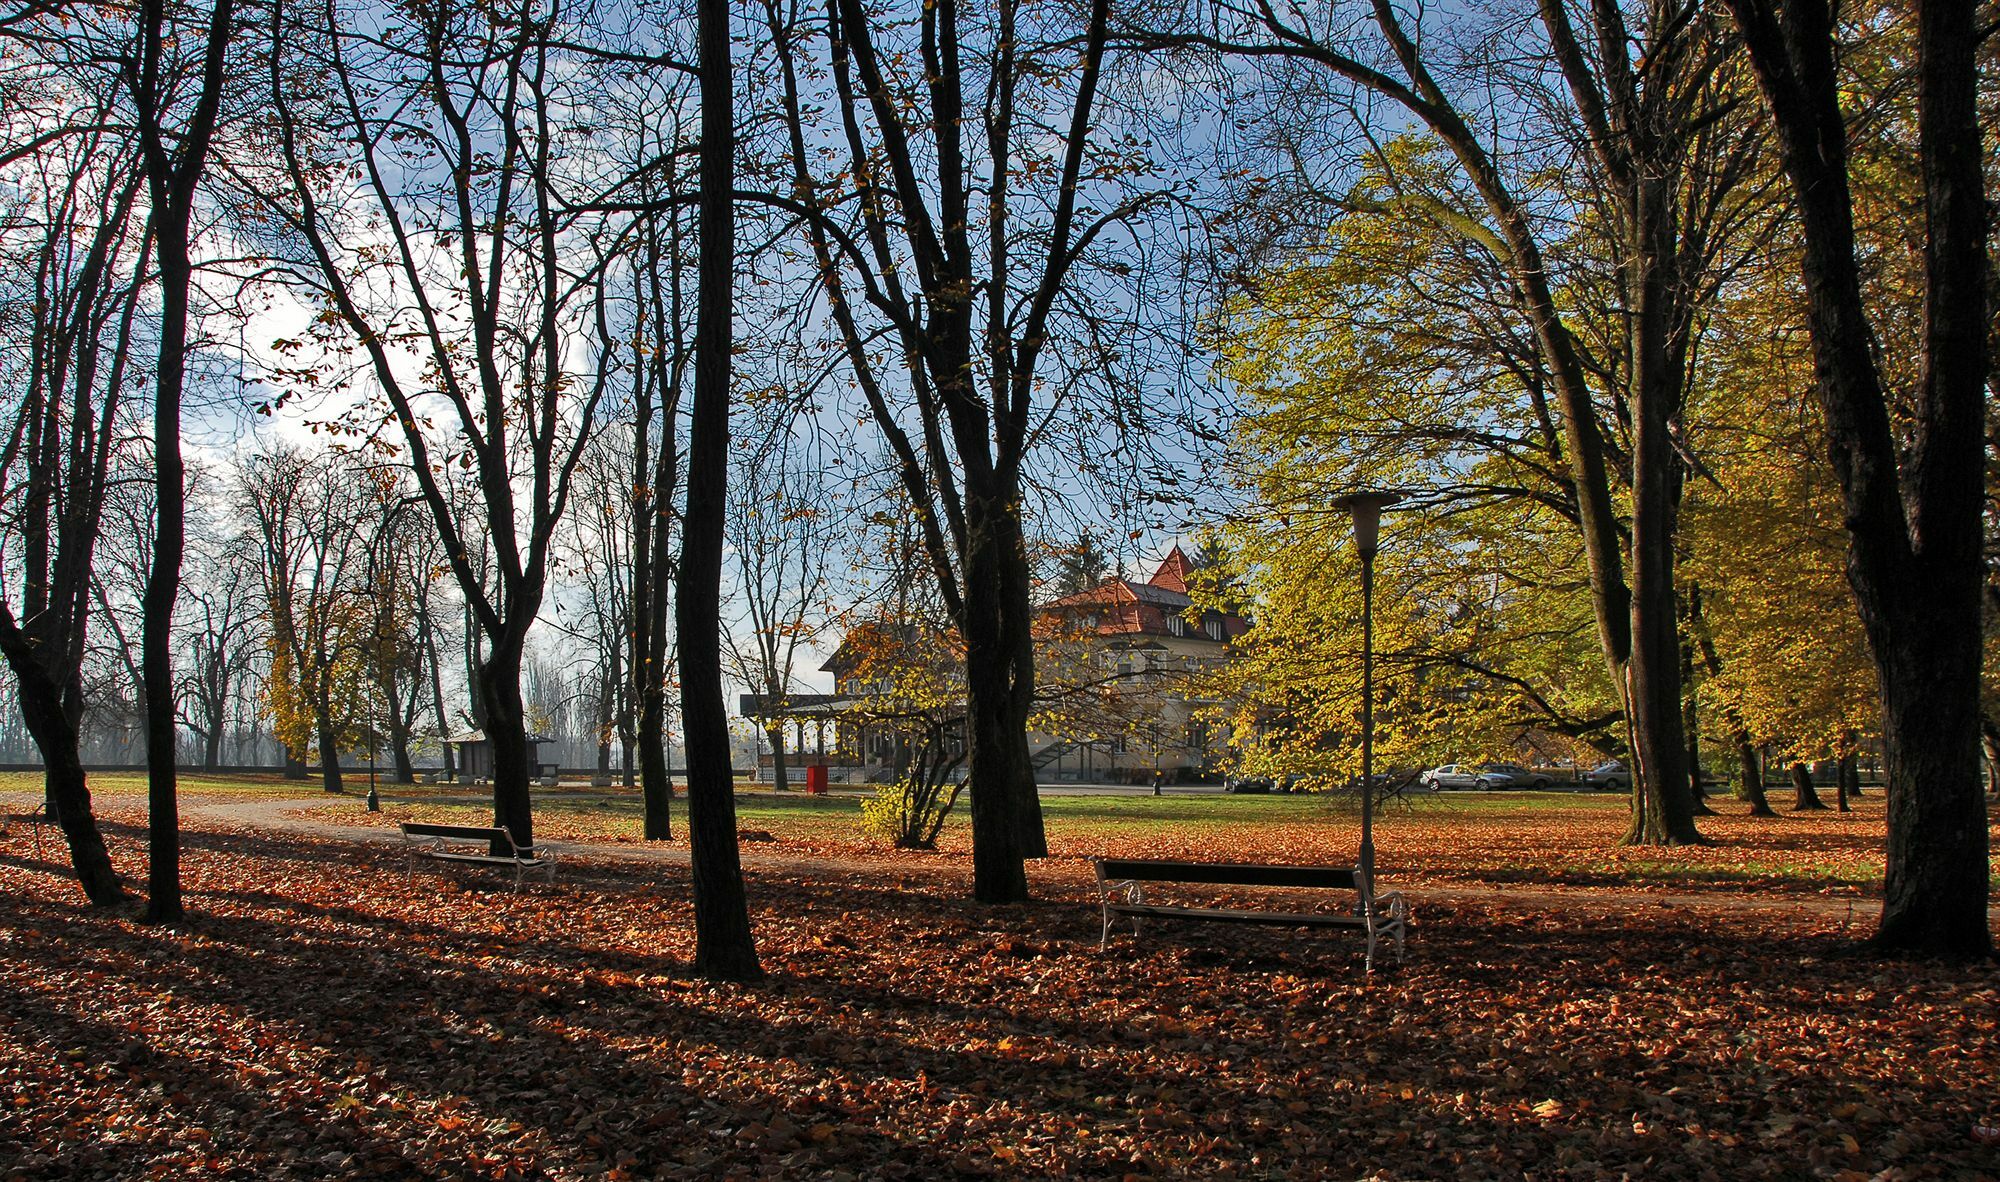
[0,811,1995,1181]
[326,792,1968,897]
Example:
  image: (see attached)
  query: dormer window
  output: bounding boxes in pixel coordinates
[1204,616,1224,640]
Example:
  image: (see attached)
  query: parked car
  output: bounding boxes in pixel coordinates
[1480,763,1554,789]
[1224,776,1272,795]
[1423,763,1545,791]
[1421,764,1484,790]
[1584,761,1629,790]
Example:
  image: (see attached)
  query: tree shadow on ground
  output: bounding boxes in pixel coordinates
[0,818,1994,1180]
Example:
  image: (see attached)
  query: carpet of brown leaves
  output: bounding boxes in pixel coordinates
[0,808,1996,1181]
[345,791,1938,895]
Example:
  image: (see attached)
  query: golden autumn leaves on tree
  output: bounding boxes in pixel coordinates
[1199,105,1977,829]
[1202,143,1627,782]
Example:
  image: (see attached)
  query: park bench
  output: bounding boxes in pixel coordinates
[5,804,48,860]
[400,822,556,892]
[1094,858,1409,970]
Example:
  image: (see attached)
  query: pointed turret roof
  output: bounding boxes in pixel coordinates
[1148,546,1195,595]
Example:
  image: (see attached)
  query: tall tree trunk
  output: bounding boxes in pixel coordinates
[476,636,535,851]
[1982,717,2000,798]
[131,0,234,924]
[1837,750,1855,813]
[958,482,1038,902]
[387,716,415,784]
[595,669,614,783]
[383,674,415,783]
[1724,0,1990,959]
[675,0,759,981]
[639,688,673,838]
[1790,761,1827,811]
[419,595,454,778]
[1738,738,1775,817]
[1682,633,1715,816]
[0,638,123,903]
[1619,149,1698,846]
[765,724,789,792]
[631,203,679,839]
[317,720,342,793]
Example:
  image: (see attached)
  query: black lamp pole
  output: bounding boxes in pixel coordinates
[1333,491,1399,884]
[366,698,380,812]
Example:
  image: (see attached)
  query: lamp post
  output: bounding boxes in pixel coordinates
[366,692,381,813]
[1331,490,1400,884]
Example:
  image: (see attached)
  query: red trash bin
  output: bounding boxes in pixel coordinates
[805,765,829,795]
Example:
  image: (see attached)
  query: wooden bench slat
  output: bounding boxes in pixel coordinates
[1093,856,1408,970]
[429,851,550,868]
[1097,859,1359,890]
[399,822,556,892]
[402,822,520,842]
[1108,903,1369,928]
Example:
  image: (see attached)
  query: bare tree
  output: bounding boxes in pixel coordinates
[242,445,373,794]
[723,410,838,793]
[0,89,147,905]
[559,427,638,786]
[178,522,262,770]
[125,0,238,921]
[676,0,761,980]
[359,473,434,784]
[262,0,639,846]
[762,0,1160,900]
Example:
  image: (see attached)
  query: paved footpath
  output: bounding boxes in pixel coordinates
[1,791,1957,928]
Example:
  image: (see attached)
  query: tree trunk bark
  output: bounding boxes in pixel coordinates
[762,724,787,793]
[1737,738,1775,817]
[1982,717,2000,798]
[1790,762,1827,811]
[1682,637,1715,816]
[676,0,761,982]
[476,638,535,851]
[283,746,307,780]
[956,480,1042,902]
[1723,0,1990,961]
[639,689,673,839]
[141,179,192,927]
[388,720,415,785]
[1837,750,1856,812]
[317,720,342,793]
[0,644,123,904]
[1876,629,1988,954]
[1619,163,1698,847]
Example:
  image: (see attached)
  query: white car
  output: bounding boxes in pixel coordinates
[1421,763,1542,791]
[1420,764,1481,791]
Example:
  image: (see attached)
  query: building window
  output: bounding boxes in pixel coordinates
[1204,616,1224,640]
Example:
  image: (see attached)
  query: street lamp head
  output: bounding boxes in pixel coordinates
[1330,490,1403,560]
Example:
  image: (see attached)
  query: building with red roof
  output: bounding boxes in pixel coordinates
[743,546,1251,784]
